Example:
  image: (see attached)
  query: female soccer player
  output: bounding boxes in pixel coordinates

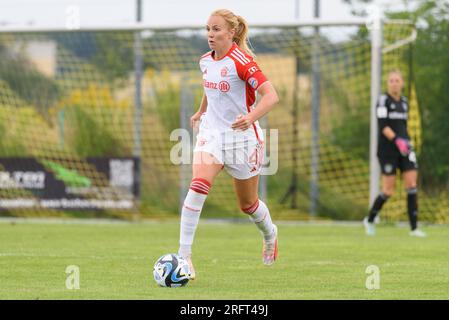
[178,9,280,279]
[363,70,426,237]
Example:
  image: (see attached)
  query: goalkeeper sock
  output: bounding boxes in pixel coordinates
[178,178,211,257]
[368,193,390,223]
[407,187,418,231]
[243,199,275,241]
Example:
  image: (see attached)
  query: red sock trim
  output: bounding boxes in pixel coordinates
[190,178,211,195]
[190,186,208,195]
[242,199,260,214]
[192,178,211,188]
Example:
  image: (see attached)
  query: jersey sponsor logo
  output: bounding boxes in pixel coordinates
[218,81,230,92]
[388,111,407,120]
[203,80,230,92]
[248,65,259,75]
[248,77,258,89]
[220,66,229,77]
[377,106,388,118]
[203,79,218,89]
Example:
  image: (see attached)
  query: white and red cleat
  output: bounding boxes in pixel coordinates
[262,225,278,266]
[184,255,196,280]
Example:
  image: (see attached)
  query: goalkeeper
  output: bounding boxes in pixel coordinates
[363,69,426,237]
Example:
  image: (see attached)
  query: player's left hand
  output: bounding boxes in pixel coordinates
[231,114,254,131]
[394,137,411,156]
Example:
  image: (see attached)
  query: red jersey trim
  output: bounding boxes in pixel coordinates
[227,45,265,142]
[211,43,236,61]
[200,51,212,60]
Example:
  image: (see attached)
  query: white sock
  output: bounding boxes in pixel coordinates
[178,178,211,257]
[243,199,275,241]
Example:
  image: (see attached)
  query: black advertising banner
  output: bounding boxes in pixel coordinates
[0,157,139,210]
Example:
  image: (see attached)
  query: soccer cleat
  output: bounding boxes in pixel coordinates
[409,229,427,238]
[363,217,376,236]
[374,215,381,224]
[181,255,196,280]
[186,256,196,280]
[263,224,278,266]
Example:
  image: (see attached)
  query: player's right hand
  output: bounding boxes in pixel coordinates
[394,137,411,156]
[190,112,203,130]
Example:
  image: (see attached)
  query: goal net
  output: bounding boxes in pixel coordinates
[0,21,447,222]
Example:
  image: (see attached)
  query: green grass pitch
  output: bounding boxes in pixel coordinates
[0,219,448,299]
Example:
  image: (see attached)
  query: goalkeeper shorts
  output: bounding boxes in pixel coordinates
[378,151,418,175]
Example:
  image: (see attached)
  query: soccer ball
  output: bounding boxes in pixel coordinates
[153,253,190,287]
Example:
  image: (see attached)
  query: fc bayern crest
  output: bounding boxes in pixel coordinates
[220,67,229,77]
[248,77,258,89]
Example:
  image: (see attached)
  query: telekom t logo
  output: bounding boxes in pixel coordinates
[248,66,258,75]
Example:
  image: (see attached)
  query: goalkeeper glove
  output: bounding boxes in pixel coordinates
[394,137,411,156]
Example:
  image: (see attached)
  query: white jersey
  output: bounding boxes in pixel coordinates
[199,43,268,143]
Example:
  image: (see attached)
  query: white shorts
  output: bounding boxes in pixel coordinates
[193,122,264,180]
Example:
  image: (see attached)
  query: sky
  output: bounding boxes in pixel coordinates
[0,0,413,29]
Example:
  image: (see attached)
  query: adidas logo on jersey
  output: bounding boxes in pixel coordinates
[230,47,251,66]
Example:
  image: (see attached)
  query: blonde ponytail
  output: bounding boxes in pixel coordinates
[234,15,255,57]
[210,9,255,57]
